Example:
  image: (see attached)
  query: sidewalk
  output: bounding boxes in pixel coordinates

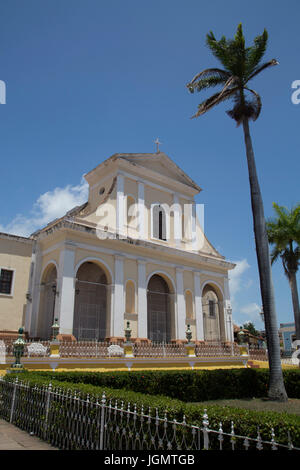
[0,420,57,450]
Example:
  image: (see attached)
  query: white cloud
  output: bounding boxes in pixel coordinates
[228,259,250,299]
[0,178,88,237]
[240,302,262,323]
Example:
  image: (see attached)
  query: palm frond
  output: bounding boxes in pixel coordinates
[247,59,279,82]
[187,75,228,93]
[246,29,268,76]
[187,68,230,88]
[191,86,239,118]
[206,32,234,72]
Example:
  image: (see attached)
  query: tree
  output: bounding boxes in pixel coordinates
[187,24,287,401]
[266,203,300,342]
[242,321,260,337]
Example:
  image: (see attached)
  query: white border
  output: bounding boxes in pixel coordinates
[0,266,16,297]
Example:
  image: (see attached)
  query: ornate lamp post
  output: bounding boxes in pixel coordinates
[186,324,193,343]
[124,321,134,358]
[226,306,234,355]
[50,318,60,358]
[11,327,25,370]
[237,328,249,366]
[51,318,60,341]
[125,321,132,344]
[185,324,196,357]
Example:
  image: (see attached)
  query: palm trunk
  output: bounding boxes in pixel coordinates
[242,117,287,401]
[288,270,300,343]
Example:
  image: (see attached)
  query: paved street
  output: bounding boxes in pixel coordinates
[0,420,57,450]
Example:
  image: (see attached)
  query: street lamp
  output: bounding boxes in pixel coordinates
[186,324,193,344]
[11,327,25,370]
[226,306,233,355]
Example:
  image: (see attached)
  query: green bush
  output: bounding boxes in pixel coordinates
[28,368,300,401]
[3,371,300,449]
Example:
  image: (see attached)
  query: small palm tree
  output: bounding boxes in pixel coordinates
[187,24,287,401]
[267,203,300,342]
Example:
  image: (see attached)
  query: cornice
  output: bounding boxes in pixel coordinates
[34,218,235,271]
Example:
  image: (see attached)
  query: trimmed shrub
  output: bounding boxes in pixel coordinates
[29,368,300,401]
[2,371,300,449]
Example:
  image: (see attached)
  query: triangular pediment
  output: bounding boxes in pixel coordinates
[117,153,201,192]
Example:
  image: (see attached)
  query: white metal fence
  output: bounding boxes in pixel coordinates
[0,377,298,451]
[1,339,245,358]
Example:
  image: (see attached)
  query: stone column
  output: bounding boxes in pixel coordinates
[191,201,197,251]
[27,246,43,338]
[138,181,145,240]
[137,259,148,340]
[173,194,181,248]
[224,276,233,342]
[175,268,186,341]
[56,244,76,336]
[111,254,125,339]
[116,174,125,237]
[194,272,204,341]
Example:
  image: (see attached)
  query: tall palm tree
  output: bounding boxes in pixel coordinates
[187,24,287,401]
[266,203,300,343]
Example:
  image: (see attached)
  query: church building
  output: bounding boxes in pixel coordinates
[0,152,235,343]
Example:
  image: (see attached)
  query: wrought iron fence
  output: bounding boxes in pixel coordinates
[248,348,268,361]
[0,377,298,451]
[1,338,249,359]
[195,341,240,357]
[1,340,51,357]
[133,342,186,357]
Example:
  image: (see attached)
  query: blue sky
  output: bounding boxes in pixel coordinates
[0,0,299,330]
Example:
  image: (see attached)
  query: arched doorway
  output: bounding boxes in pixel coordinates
[202,284,224,341]
[37,264,57,340]
[147,274,171,342]
[73,262,108,341]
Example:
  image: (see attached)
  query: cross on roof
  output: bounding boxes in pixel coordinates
[154,138,162,153]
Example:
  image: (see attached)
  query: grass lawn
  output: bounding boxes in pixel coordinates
[190,398,300,415]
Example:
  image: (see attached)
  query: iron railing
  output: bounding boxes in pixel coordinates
[0,377,298,451]
[1,338,271,359]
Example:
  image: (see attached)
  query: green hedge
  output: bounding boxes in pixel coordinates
[30,368,300,402]
[3,371,300,449]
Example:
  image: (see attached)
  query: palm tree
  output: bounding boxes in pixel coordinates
[187,24,287,401]
[266,203,300,343]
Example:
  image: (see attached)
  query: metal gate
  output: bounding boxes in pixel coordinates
[147,290,171,342]
[42,281,56,340]
[73,280,107,341]
[202,301,221,341]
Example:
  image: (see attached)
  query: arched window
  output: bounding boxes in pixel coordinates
[152,204,167,241]
[202,285,221,341]
[147,274,171,342]
[38,264,57,340]
[127,196,136,225]
[73,262,108,341]
[125,280,136,314]
[126,195,137,237]
[185,290,194,320]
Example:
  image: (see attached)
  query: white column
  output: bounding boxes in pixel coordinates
[137,259,147,339]
[112,255,125,337]
[56,244,76,335]
[191,201,197,251]
[116,174,125,237]
[28,247,43,338]
[173,194,181,248]
[194,272,204,341]
[224,276,233,342]
[138,181,145,240]
[175,268,186,340]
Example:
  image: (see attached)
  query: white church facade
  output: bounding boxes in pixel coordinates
[0,152,235,344]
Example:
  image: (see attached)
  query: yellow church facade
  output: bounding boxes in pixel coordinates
[1,152,235,344]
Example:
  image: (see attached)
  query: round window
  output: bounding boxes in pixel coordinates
[99,187,105,195]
